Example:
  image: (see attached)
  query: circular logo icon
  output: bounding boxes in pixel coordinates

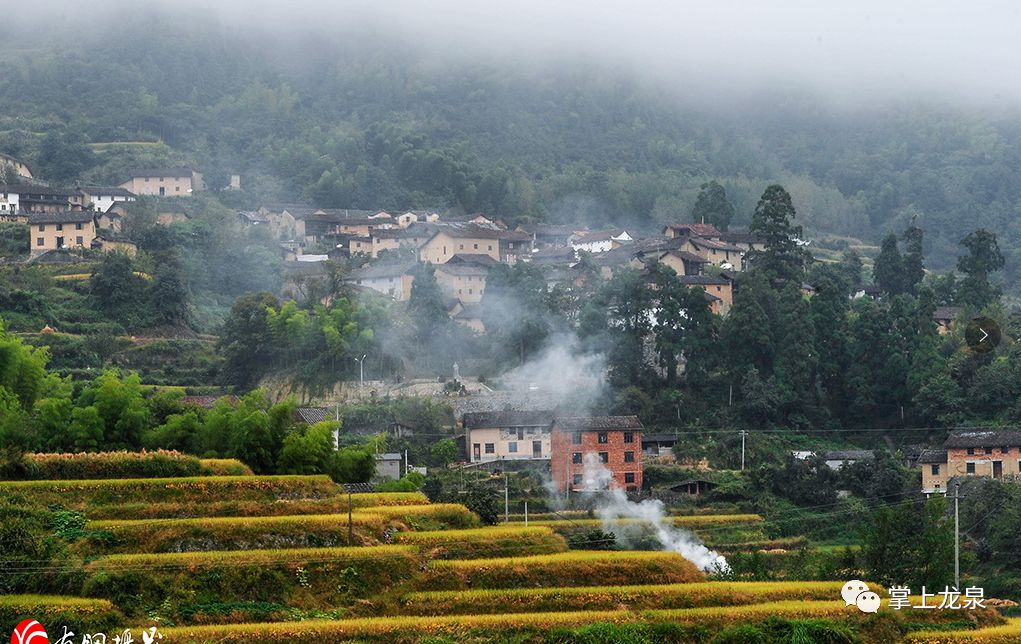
[11,620,48,644]
[965,317,1001,353]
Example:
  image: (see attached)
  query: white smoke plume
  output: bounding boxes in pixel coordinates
[494,333,608,414]
[581,453,728,573]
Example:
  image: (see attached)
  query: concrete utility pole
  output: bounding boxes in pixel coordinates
[740,430,748,471]
[504,473,510,524]
[353,354,366,388]
[953,482,961,589]
[524,500,528,527]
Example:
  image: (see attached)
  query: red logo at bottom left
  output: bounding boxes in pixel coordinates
[11,620,48,644]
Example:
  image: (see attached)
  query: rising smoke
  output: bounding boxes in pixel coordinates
[506,334,728,572]
[582,453,728,573]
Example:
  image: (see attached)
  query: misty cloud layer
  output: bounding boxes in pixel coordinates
[10,0,1021,107]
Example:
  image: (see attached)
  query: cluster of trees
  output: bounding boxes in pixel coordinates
[0,322,378,480]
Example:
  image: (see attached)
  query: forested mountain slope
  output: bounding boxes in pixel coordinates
[2,18,1020,279]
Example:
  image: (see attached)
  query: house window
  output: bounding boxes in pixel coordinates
[459,244,464,250]
[623,432,634,444]
[931,464,940,476]
[967,448,975,455]
[38,224,44,232]
[572,452,582,464]
[573,474,583,486]
[572,432,581,445]
[508,441,518,453]
[75,222,83,230]
[624,451,635,463]
[598,452,608,464]
[484,443,495,454]
[624,472,635,484]
[36,237,43,246]
[56,223,63,231]
[516,428,524,440]
[76,236,83,245]
[966,462,976,474]
[1001,446,1009,454]
[468,289,473,295]
[488,245,493,251]
[598,432,608,444]
[474,243,478,249]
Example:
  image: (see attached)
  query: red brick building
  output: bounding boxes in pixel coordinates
[550,416,643,493]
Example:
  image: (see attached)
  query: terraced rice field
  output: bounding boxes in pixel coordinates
[0,474,1008,642]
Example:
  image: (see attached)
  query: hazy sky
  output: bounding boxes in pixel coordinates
[16,0,1021,106]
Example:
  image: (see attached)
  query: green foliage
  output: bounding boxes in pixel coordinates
[749,185,807,284]
[873,232,904,295]
[327,446,376,484]
[956,229,1005,308]
[376,472,425,492]
[277,421,338,474]
[861,496,954,588]
[691,180,736,231]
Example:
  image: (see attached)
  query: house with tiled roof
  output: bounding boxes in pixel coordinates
[663,223,722,240]
[119,167,203,197]
[918,430,1021,495]
[27,211,96,255]
[550,416,644,492]
[463,410,556,463]
[351,261,418,301]
[419,224,532,264]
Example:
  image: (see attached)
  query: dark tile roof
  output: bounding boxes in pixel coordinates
[463,410,556,428]
[687,237,744,252]
[664,223,722,238]
[295,407,332,424]
[944,430,1021,449]
[933,306,962,321]
[27,212,95,224]
[917,448,948,464]
[1,184,79,197]
[436,262,489,277]
[554,416,643,431]
[80,186,136,198]
[663,250,711,264]
[448,253,499,267]
[431,224,531,242]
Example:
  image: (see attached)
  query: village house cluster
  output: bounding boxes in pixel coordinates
[0,159,210,258]
[242,202,770,332]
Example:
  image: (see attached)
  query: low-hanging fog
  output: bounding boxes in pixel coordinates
[9,0,1021,108]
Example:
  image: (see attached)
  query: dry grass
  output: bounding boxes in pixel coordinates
[400,580,847,614]
[393,526,567,558]
[81,513,388,554]
[423,550,704,590]
[157,601,852,642]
